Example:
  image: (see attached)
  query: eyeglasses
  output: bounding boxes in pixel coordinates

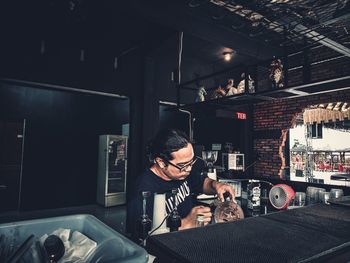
[164,156,198,172]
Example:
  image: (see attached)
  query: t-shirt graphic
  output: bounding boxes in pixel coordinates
[165,181,191,213]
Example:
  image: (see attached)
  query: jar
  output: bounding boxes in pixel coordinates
[330,188,344,199]
[196,214,205,227]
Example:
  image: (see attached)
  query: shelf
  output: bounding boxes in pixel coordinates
[263,76,350,99]
[178,94,266,114]
[179,76,350,114]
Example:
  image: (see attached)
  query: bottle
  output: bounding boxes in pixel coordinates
[260,188,268,215]
[137,191,152,246]
[247,180,261,212]
[196,214,205,227]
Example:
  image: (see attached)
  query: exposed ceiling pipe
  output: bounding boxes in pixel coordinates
[294,24,350,57]
[212,0,350,56]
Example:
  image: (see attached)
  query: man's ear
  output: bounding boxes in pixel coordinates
[155,157,165,169]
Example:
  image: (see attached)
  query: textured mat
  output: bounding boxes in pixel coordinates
[147,204,350,263]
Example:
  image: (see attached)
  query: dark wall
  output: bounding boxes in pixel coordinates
[150,34,236,105]
[193,116,248,169]
[0,82,129,210]
[193,117,245,150]
[159,105,189,132]
[159,105,251,171]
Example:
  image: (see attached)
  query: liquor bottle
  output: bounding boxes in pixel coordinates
[247,180,261,212]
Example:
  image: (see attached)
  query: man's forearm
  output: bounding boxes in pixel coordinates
[203,177,217,195]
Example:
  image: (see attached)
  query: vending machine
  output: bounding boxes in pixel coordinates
[97,135,128,207]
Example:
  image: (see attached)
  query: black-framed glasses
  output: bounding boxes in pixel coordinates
[164,156,198,172]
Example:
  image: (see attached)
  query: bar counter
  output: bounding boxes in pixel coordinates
[147,204,350,262]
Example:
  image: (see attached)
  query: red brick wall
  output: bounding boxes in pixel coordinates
[253,89,350,178]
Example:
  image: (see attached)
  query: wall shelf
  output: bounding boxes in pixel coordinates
[179,75,350,114]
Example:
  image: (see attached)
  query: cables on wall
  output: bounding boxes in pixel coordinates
[177,31,184,85]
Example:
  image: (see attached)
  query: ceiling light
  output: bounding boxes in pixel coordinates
[223,51,234,61]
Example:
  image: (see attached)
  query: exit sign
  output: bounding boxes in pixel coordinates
[236,112,247,119]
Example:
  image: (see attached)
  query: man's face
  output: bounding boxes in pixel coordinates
[161,143,195,181]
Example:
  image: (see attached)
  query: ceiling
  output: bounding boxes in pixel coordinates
[0,1,175,59]
[185,0,350,56]
[1,0,349,83]
[130,0,350,85]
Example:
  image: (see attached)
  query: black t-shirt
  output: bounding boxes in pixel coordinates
[127,160,207,238]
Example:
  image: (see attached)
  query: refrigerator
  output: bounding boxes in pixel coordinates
[97,135,128,207]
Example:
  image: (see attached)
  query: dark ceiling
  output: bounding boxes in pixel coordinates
[1,0,349,83]
[186,0,350,52]
[0,1,173,56]
[132,0,350,62]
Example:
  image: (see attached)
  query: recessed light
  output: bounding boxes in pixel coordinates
[223,51,234,61]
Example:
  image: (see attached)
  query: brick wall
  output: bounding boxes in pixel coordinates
[254,35,350,178]
[253,89,350,178]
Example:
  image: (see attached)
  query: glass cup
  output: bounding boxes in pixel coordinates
[294,192,306,207]
[317,188,326,202]
[319,191,330,204]
[330,188,344,199]
[306,187,319,205]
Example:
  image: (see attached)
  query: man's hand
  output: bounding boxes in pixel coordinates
[215,182,235,202]
[179,205,212,230]
[203,178,236,202]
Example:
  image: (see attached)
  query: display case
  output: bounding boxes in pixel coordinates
[97,135,128,207]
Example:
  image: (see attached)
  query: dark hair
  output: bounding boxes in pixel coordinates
[147,128,191,162]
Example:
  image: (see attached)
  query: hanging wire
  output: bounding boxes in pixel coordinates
[178,31,184,85]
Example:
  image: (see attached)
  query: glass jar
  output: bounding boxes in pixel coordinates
[196,214,205,227]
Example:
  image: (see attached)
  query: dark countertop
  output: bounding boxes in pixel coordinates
[147,204,350,263]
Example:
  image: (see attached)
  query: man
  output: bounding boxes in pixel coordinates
[127,128,235,240]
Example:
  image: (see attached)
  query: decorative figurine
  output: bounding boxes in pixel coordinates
[195,86,207,102]
[225,79,237,96]
[237,73,255,93]
[269,58,284,89]
[211,85,226,99]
